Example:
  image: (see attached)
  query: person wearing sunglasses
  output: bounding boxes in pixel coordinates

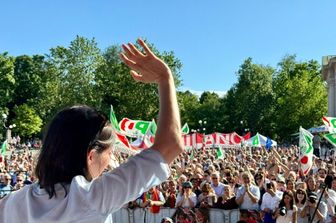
[295,189,308,223]
[0,39,183,223]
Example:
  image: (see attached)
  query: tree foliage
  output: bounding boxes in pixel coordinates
[222,58,275,136]
[273,56,327,140]
[12,104,42,138]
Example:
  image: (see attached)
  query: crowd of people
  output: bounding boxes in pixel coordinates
[2,136,336,223]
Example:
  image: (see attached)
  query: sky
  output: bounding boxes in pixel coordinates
[1,0,336,97]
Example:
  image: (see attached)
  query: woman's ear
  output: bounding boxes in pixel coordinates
[87,149,98,167]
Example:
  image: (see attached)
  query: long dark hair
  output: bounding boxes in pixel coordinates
[35,105,114,198]
[279,190,295,209]
[295,188,307,205]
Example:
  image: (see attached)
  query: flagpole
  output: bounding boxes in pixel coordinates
[333,146,336,171]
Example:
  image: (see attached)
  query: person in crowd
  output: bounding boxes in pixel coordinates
[164,180,177,208]
[0,39,184,223]
[255,173,266,206]
[175,181,197,208]
[236,171,260,221]
[177,174,188,194]
[331,177,336,192]
[317,184,336,222]
[261,181,282,223]
[286,179,296,194]
[0,174,13,198]
[137,186,165,214]
[318,167,327,180]
[190,174,202,197]
[301,192,327,223]
[313,133,321,158]
[210,172,225,197]
[215,184,238,210]
[13,174,25,191]
[276,175,287,192]
[306,176,318,194]
[197,182,216,208]
[273,190,297,223]
[295,189,308,223]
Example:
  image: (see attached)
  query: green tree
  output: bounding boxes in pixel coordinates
[222,58,275,136]
[177,90,200,129]
[12,104,43,138]
[273,56,327,140]
[197,91,222,133]
[49,35,104,108]
[0,53,15,112]
[0,53,15,139]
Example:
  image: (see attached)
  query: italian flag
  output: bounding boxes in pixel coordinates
[252,133,261,147]
[324,133,336,147]
[110,105,120,131]
[322,116,336,133]
[181,123,189,135]
[216,147,224,160]
[299,127,314,176]
[1,140,7,155]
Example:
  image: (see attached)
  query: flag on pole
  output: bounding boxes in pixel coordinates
[265,137,273,150]
[216,147,224,159]
[189,149,194,160]
[324,133,336,147]
[1,140,7,155]
[181,123,189,135]
[150,119,157,135]
[252,133,261,147]
[322,116,336,133]
[299,126,314,175]
[243,132,251,141]
[110,105,120,131]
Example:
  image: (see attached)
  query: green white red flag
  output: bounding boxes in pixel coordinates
[181,123,189,135]
[252,133,261,147]
[1,140,7,155]
[299,127,314,176]
[114,132,140,155]
[322,116,336,133]
[109,105,120,131]
[119,118,152,138]
[324,133,336,147]
[216,147,224,160]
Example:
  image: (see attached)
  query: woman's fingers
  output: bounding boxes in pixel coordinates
[137,39,154,57]
[121,44,135,59]
[130,70,143,82]
[128,43,145,57]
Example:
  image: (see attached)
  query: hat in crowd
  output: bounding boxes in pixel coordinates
[161,217,173,223]
[182,181,193,188]
[308,192,318,200]
[276,175,286,184]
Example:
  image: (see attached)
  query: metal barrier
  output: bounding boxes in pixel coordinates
[112,208,239,223]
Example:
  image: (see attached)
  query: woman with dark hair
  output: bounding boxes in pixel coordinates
[274,191,297,223]
[0,39,184,223]
[306,176,317,194]
[286,179,296,194]
[197,182,216,208]
[295,189,308,223]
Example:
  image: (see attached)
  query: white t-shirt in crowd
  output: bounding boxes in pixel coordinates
[211,182,225,197]
[261,191,282,212]
[236,184,260,210]
[175,192,197,208]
